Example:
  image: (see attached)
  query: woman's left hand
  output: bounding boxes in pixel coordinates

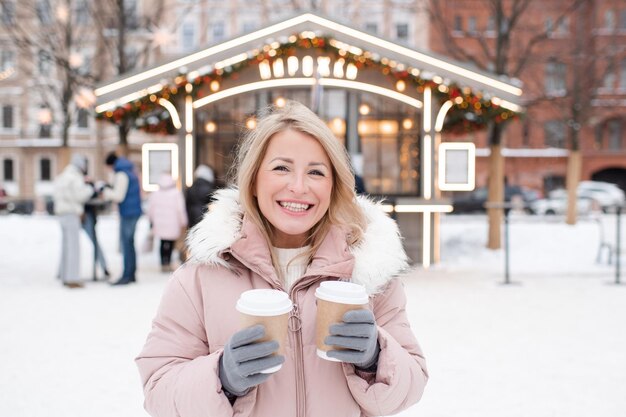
[325,309,380,369]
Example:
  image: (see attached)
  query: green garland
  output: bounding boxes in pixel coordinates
[96,34,519,135]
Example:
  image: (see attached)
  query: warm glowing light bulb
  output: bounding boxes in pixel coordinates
[205,121,216,133]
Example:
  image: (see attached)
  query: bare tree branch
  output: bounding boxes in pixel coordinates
[512,0,590,77]
[425,0,488,70]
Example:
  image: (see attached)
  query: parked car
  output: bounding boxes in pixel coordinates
[576,181,625,212]
[5,199,35,215]
[530,194,593,216]
[451,186,538,214]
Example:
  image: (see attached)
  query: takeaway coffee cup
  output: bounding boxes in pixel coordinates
[315,281,369,361]
[236,289,293,373]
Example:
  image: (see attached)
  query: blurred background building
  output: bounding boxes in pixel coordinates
[0,0,430,205]
[0,0,624,210]
[428,0,626,193]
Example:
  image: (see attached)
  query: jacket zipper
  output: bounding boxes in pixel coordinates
[287,274,347,417]
[288,293,306,417]
[229,249,346,416]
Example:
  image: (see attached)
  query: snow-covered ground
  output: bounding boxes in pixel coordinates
[1,212,625,417]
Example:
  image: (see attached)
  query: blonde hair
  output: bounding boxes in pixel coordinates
[233,100,366,277]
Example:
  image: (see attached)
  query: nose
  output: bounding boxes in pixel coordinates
[287,173,308,194]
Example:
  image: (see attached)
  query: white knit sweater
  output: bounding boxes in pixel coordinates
[273,246,310,292]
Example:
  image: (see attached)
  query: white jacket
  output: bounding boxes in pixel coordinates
[53,165,94,215]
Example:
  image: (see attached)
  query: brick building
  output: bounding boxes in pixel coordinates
[428,0,626,194]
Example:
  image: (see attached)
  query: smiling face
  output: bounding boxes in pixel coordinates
[254,129,333,248]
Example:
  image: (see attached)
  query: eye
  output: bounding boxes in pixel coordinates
[309,169,325,176]
[272,165,289,172]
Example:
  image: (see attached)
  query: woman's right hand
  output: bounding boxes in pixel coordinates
[219,324,284,396]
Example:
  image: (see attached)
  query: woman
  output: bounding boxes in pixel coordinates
[53,154,96,288]
[136,101,428,417]
[147,173,188,272]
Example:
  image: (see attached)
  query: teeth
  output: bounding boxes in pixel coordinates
[279,201,310,212]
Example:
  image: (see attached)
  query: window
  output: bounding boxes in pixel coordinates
[468,16,477,34]
[545,17,553,34]
[74,50,91,75]
[36,0,52,25]
[39,124,51,138]
[454,15,463,32]
[556,17,569,35]
[544,60,567,95]
[122,46,138,71]
[396,23,408,42]
[620,10,626,29]
[40,158,51,181]
[608,119,623,150]
[39,106,52,138]
[603,59,616,89]
[242,21,255,33]
[365,22,378,34]
[2,105,13,128]
[544,120,567,148]
[74,0,89,25]
[212,22,225,41]
[604,10,615,30]
[125,0,138,30]
[620,58,626,89]
[181,23,196,51]
[3,158,14,181]
[486,16,495,33]
[0,50,15,72]
[38,50,52,76]
[1,0,15,25]
[77,108,89,128]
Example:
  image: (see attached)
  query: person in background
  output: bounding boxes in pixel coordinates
[102,152,142,286]
[82,191,110,280]
[354,173,366,195]
[147,173,188,272]
[351,154,367,195]
[180,164,216,262]
[185,164,216,229]
[135,101,427,417]
[53,154,95,289]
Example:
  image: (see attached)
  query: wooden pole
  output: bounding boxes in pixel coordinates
[565,150,582,225]
[487,143,504,249]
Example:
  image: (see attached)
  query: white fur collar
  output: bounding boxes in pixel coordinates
[186,187,409,294]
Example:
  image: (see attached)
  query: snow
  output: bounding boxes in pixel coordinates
[1,212,625,417]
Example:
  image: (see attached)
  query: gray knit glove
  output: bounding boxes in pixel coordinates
[325,309,380,369]
[219,324,285,396]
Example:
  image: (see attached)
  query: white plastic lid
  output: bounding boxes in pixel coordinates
[315,281,369,305]
[236,289,293,316]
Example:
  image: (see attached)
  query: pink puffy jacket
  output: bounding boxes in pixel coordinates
[147,175,188,240]
[136,188,428,417]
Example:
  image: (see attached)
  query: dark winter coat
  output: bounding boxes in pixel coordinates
[185,177,215,229]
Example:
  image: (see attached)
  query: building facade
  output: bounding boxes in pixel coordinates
[428,0,626,194]
[0,0,430,206]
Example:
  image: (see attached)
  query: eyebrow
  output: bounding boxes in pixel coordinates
[269,157,329,169]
